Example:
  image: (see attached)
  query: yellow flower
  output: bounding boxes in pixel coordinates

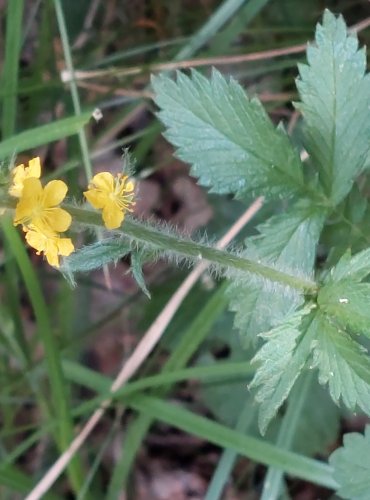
[24,226,74,267]
[14,177,72,234]
[84,172,135,229]
[9,157,41,197]
[13,176,74,267]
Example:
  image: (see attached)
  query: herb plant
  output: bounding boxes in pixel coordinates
[2,6,370,499]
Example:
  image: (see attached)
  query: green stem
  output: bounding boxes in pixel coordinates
[0,193,318,294]
[53,0,93,180]
[67,205,318,293]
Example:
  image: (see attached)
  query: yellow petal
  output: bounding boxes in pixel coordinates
[9,164,26,197]
[21,177,43,201]
[57,237,74,257]
[102,200,124,229]
[42,208,72,232]
[14,198,33,226]
[24,225,74,268]
[45,239,60,267]
[43,180,68,207]
[9,159,42,197]
[25,228,47,253]
[13,178,43,227]
[84,188,108,209]
[90,172,114,193]
[27,157,41,178]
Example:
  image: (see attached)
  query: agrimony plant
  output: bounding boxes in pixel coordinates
[2,8,370,497]
[42,10,370,434]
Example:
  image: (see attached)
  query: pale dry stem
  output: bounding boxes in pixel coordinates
[25,197,264,500]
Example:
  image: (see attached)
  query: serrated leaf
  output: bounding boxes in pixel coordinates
[329,425,370,499]
[152,69,304,198]
[250,305,315,434]
[318,280,370,338]
[328,248,370,283]
[131,251,151,299]
[296,9,370,204]
[229,203,325,345]
[61,238,131,285]
[311,313,370,415]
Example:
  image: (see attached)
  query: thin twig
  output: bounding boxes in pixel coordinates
[62,43,307,82]
[61,15,370,83]
[25,197,264,500]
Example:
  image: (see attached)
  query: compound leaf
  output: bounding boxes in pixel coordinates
[229,203,325,345]
[329,425,370,500]
[250,305,315,434]
[152,69,304,199]
[312,313,370,415]
[318,280,370,338]
[318,247,370,339]
[296,9,370,204]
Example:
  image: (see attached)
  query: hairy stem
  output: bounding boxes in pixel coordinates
[69,205,317,293]
[0,192,317,294]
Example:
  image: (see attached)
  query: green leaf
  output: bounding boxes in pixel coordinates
[311,313,370,415]
[296,9,370,204]
[318,280,370,337]
[0,113,91,160]
[250,305,315,434]
[229,203,325,345]
[329,425,370,500]
[327,247,370,283]
[61,238,131,285]
[152,69,304,198]
[130,251,151,298]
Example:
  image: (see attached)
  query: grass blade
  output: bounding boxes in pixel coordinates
[1,219,84,493]
[174,0,247,61]
[106,284,229,497]
[0,113,91,161]
[1,0,24,137]
[127,394,338,490]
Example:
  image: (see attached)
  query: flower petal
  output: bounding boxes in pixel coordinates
[21,177,43,201]
[84,188,108,209]
[25,228,47,254]
[27,157,41,178]
[24,225,74,268]
[102,200,124,229]
[42,208,72,232]
[90,172,114,193]
[57,238,74,257]
[45,239,60,267]
[9,164,26,197]
[43,180,68,207]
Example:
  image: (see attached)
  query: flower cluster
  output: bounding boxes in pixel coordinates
[7,158,135,267]
[10,158,74,267]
